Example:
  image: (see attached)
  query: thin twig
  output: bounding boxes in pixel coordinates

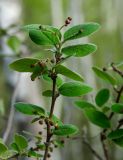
[3,73,21,143]
[83,139,103,160]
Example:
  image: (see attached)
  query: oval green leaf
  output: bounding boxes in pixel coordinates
[75,101,95,110]
[108,129,123,139]
[59,82,93,97]
[53,124,79,136]
[0,150,17,159]
[23,24,61,39]
[111,103,123,114]
[9,58,39,72]
[55,65,84,82]
[95,88,110,107]
[84,108,110,128]
[7,36,21,53]
[61,44,97,57]
[42,90,52,97]
[64,23,100,41]
[92,66,116,85]
[15,102,45,116]
[0,143,8,155]
[14,134,28,151]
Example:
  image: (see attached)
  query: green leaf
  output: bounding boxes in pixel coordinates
[22,24,40,30]
[75,101,95,110]
[53,124,79,136]
[23,24,61,39]
[14,134,28,151]
[64,23,100,41]
[47,113,63,126]
[10,143,19,152]
[51,114,63,126]
[15,102,45,116]
[28,150,42,158]
[7,36,21,53]
[108,129,123,139]
[0,150,17,159]
[61,44,97,57]
[0,143,8,155]
[92,66,116,85]
[55,65,84,82]
[95,89,110,107]
[111,103,123,114]
[9,58,39,72]
[84,108,110,128]
[59,82,92,97]
[113,137,123,147]
[42,90,52,97]
[29,25,61,46]
[30,64,48,81]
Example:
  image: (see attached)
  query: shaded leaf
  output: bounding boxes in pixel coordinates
[9,58,39,72]
[0,143,8,155]
[28,150,43,158]
[61,44,97,57]
[64,23,100,41]
[113,137,123,147]
[59,82,92,97]
[95,89,110,107]
[53,124,78,136]
[111,103,123,114]
[84,108,110,128]
[108,129,123,139]
[15,102,45,116]
[42,90,52,97]
[7,36,21,53]
[55,65,84,82]
[92,67,116,85]
[75,101,95,110]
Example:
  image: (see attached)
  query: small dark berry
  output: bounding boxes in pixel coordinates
[68,17,72,21]
[65,20,70,25]
[39,120,43,125]
[61,140,65,144]
[38,131,42,135]
[47,153,51,158]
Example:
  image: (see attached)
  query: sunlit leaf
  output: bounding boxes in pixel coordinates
[15,102,45,116]
[53,124,79,136]
[59,82,92,97]
[92,66,116,85]
[55,65,84,82]
[64,23,100,41]
[61,44,97,57]
[14,134,28,151]
[9,58,39,72]
[84,108,110,128]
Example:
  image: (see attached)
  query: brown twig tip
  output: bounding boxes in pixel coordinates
[65,17,72,26]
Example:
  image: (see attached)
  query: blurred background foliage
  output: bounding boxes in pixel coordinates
[0,0,123,160]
